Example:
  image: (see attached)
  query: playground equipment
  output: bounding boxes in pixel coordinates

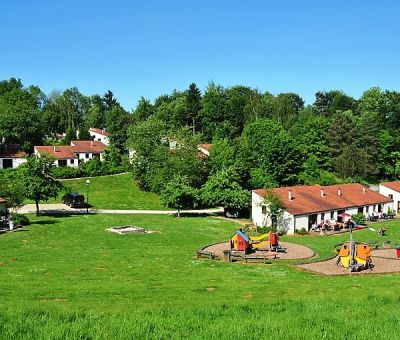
[230,230,284,253]
[336,226,372,272]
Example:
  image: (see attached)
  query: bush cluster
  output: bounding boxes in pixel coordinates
[50,159,129,179]
[351,213,366,225]
[11,213,30,226]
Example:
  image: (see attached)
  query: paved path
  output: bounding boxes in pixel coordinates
[17,204,224,216]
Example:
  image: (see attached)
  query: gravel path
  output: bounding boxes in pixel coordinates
[203,241,315,260]
[298,249,400,275]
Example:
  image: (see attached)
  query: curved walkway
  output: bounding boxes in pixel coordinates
[17,204,223,216]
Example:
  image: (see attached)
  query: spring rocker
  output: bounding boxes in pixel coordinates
[336,227,373,272]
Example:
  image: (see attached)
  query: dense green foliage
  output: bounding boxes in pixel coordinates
[1,214,400,337]
[2,78,400,212]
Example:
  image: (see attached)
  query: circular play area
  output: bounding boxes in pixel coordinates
[198,241,315,262]
[197,228,400,275]
[298,248,400,275]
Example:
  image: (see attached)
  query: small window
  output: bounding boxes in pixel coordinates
[389,194,393,199]
[321,212,325,221]
[85,153,89,159]
[366,206,369,213]
[330,211,334,219]
[358,207,364,214]
[261,205,267,215]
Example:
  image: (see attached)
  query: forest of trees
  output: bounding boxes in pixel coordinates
[1,77,400,211]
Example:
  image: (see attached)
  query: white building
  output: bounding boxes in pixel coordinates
[252,183,393,234]
[89,128,111,146]
[34,141,106,167]
[379,181,400,214]
[0,144,27,169]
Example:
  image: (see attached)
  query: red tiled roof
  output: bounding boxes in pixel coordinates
[253,183,392,216]
[198,144,212,152]
[34,146,78,159]
[0,197,6,204]
[89,128,111,137]
[380,181,400,192]
[0,144,26,158]
[71,141,106,153]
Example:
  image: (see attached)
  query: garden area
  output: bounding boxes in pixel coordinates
[1,214,400,338]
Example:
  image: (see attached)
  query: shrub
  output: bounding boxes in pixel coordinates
[11,213,30,226]
[51,167,83,179]
[295,227,308,235]
[352,213,366,225]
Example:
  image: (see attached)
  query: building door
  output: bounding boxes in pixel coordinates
[337,210,345,223]
[2,159,13,169]
[308,214,317,230]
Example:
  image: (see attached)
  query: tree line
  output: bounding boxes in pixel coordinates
[1,77,400,211]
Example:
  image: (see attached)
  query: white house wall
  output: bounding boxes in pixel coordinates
[252,191,394,235]
[379,184,400,213]
[89,131,110,146]
[0,158,27,169]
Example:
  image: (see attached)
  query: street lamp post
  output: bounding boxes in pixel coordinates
[86,179,90,214]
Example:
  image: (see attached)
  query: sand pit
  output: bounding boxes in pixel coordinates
[298,249,400,275]
[202,241,315,260]
[106,226,151,235]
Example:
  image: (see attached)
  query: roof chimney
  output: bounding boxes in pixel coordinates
[91,141,93,147]
[320,187,325,197]
[53,146,56,152]
[363,186,366,194]
[288,188,292,201]
[337,188,341,196]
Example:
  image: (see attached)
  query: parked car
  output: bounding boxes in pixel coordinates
[62,193,85,208]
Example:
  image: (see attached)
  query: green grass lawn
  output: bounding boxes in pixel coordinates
[27,173,167,210]
[1,215,400,338]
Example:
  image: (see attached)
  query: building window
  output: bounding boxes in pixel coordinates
[58,160,67,167]
[261,205,267,215]
[70,159,74,165]
[321,212,325,221]
[389,194,393,199]
[330,211,334,219]
[366,206,369,213]
[85,153,89,159]
[358,207,364,214]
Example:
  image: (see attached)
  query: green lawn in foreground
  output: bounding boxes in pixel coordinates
[1,215,400,338]
[29,173,167,210]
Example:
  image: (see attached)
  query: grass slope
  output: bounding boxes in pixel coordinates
[1,215,400,338]
[31,174,167,210]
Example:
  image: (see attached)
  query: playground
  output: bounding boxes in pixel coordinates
[201,241,315,260]
[298,249,400,275]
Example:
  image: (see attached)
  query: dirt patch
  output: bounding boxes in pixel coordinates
[298,249,400,275]
[203,241,315,260]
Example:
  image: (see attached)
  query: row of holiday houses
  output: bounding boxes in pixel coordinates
[252,182,400,234]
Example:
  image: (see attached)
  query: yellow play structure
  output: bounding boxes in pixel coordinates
[249,233,270,250]
[229,230,273,252]
[337,241,372,271]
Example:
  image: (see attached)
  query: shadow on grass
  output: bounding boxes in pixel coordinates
[33,220,59,225]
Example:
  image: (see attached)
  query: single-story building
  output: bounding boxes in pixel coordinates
[379,181,400,214]
[89,128,111,146]
[34,141,106,167]
[0,144,27,169]
[252,183,393,234]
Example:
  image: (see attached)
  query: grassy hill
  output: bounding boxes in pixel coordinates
[1,214,400,338]
[28,173,167,210]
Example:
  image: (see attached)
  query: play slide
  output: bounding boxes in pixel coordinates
[249,233,269,250]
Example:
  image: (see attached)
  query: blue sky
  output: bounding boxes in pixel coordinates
[1,1,399,110]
